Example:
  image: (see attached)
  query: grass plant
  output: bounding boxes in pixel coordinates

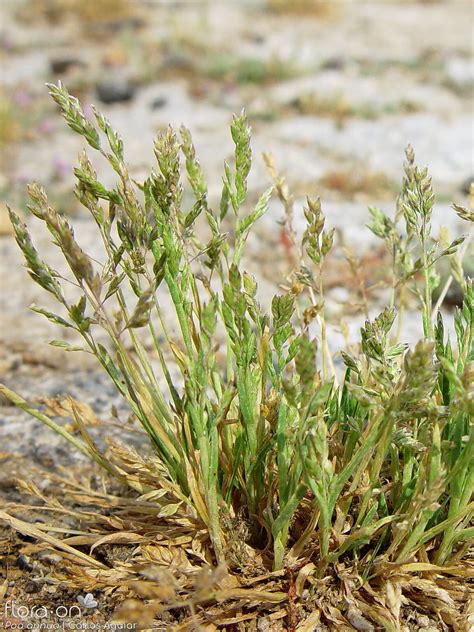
[289,91,422,125]
[1,83,473,628]
[206,54,298,85]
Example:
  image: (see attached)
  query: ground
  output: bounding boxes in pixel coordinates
[0,1,472,629]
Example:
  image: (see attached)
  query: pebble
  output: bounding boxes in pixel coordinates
[17,554,33,571]
[150,96,168,110]
[95,77,136,104]
[49,56,84,74]
[320,56,346,71]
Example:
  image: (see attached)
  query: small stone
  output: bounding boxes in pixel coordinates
[50,56,84,74]
[150,96,167,110]
[247,33,265,45]
[25,581,40,593]
[17,554,33,571]
[321,56,346,71]
[96,77,135,104]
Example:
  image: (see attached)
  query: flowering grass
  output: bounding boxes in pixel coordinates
[1,83,472,628]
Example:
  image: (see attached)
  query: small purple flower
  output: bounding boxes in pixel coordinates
[0,34,14,51]
[14,173,30,185]
[15,90,31,107]
[38,118,55,134]
[53,156,70,179]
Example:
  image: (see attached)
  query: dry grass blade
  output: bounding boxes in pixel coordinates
[0,509,108,570]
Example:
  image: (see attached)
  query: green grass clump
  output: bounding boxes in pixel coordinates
[206,53,298,85]
[2,84,472,594]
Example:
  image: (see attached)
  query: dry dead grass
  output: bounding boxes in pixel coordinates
[319,167,394,200]
[267,0,339,18]
[17,0,133,25]
[1,441,472,631]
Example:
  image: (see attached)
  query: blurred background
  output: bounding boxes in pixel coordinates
[0,0,472,399]
[1,1,472,216]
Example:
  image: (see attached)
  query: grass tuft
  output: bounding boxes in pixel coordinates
[1,83,473,628]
